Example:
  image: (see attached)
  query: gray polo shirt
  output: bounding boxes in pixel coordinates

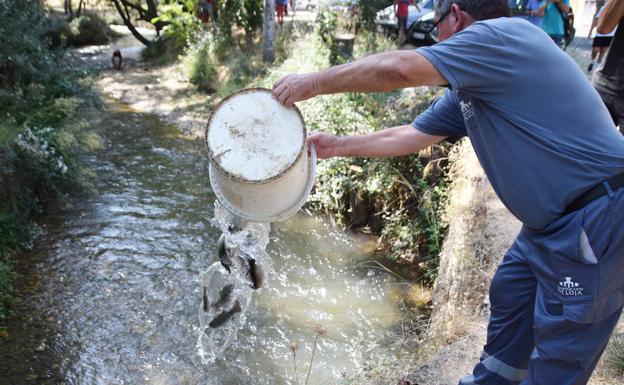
[413,17,624,230]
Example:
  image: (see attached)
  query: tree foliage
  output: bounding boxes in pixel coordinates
[358,0,392,29]
[152,0,203,51]
[110,0,162,45]
[239,0,264,51]
[0,0,99,319]
[0,0,58,89]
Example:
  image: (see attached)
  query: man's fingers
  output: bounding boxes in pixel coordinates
[273,85,289,104]
[272,78,289,105]
[278,89,290,105]
[273,79,296,107]
[273,82,285,98]
[308,132,323,141]
[273,76,285,90]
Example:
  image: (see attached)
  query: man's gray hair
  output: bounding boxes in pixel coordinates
[435,0,511,20]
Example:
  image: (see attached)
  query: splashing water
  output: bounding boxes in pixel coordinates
[197,202,272,363]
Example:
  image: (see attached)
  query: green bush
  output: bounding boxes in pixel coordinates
[182,34,217,92]
[0,0,100,320]
[142,34,181,64]
[152,0,203,55]
[66,12,113,46]
[0,1,57,89]
[0,255,16,321]
[303,92,449,282]
[358,0,392,30]
[144,0,203,64]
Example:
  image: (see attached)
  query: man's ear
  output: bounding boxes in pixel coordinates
[450,3,467,33]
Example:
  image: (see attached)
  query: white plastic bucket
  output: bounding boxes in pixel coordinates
[205,88,317,222]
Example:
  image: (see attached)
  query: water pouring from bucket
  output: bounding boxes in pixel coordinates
[199,88,317,362]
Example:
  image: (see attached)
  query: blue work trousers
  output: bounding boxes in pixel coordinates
[461,185,624,385]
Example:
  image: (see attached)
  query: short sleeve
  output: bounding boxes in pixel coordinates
[416,21,516,96]
[412,90,466,137]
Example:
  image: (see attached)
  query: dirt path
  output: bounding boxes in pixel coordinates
[96,62,209,138]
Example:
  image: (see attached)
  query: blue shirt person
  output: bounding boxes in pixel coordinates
[541,0,570,45]
[525,0,545,26]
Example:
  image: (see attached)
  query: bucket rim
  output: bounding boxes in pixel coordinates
[205,87,307,185]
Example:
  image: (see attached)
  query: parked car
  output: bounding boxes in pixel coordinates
[375,0,554,46]
[374,0,437,45]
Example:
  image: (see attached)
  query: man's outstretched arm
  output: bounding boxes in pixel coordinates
[309,125,447,159]
[272,51,448,107]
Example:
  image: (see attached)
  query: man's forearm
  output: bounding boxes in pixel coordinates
[336,125,446,158]
[311,51,447,97]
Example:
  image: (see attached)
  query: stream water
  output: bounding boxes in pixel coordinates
[0,99,406,385]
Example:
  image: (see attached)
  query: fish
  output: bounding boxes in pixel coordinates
[217,233,231,273]
[203,287,209,312]
[232,248,264,290]
[247,257,264,290]
[208,300,242,328]
[203,284,234,312]
[217,232,265,290]
[213,284,234,308]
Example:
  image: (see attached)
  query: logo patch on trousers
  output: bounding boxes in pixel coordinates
[558,277,584,296]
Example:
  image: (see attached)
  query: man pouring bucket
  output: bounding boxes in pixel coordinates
[273,0,624,384]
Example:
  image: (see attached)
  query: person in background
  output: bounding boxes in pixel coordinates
[525,0,546,27]
[541,0,570,46]
[588,0,606,37]
[276,0,288,25]
[588,4,617,72]
[594,0,624,132]
[395,0,416,43]
[198,0,213,22]
[111,48,123,70]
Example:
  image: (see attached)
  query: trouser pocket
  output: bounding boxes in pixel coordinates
[533,294,623,376]
[528,194,624,369]
[527,210,599,306]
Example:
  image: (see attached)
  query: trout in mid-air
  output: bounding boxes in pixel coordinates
[208,300,242,328]
[203,284,234,312]
[217,233,265,289]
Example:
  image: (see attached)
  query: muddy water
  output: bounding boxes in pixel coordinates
[0,100,405,385]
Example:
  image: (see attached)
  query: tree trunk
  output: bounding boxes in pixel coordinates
[64,0,73,16]
[245,30,254,53]
[76,0,84,17]
[111,0,153,46]
[262,0,276,63]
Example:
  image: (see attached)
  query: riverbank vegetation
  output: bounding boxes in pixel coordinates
[0,0,101,319]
